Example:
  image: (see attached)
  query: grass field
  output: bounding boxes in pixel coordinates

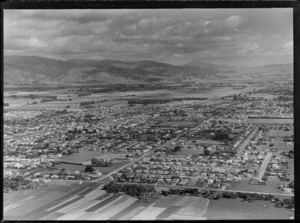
[95,153,127,160]
[130,205,166,220]
[176,197,209,217]
[56,159,130,175]
[247,119,293,124]
[153,196,181,208]
[268,129,293,138]
[59,151,102,164]
[156,205,182,219]
[5,183,290,221]
[114,205,145,220]
[174,149,203,156]
[229,179,268,193]
[186,177,200,187]
[204,198,290,219]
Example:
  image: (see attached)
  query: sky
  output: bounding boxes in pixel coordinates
[4,8,293,67]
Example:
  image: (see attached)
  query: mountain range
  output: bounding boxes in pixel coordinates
[4,55,293,85]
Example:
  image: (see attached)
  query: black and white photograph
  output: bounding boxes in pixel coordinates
[3,6,294,220]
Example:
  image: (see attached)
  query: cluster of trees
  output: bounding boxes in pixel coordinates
[165,145,181,154]
[91,157,113,167]
[288,181,294,188]
[274,197,294,209]
[283,136,293,142]
[159,188,294,209]
[213,130,233,141]
[78,92,92,97]
[40,98,55,103]
[128,97,207,106]
[80,101,96,106]
[103,182,155,197]
[4,176,35,192]
[173,145,181,152]
[161,188,200,196]
[4,103,9,106]
[128,99,173,105]
[276,96,292,101]
[211,149,236,158]
[85,165,95,172]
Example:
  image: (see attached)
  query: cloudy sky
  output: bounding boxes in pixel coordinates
[4,9,293,67]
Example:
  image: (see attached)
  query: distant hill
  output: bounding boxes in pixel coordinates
[4,55,293,85]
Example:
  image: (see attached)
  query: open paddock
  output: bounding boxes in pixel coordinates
[94,160,130,175]
[153,195,181,208]
[59,151,102,164]
[229,179,268,193]
[166,214,207,220]
[156,205,182,219]
[173,196,199,207]
[110,202,145,220]
[56,187,106,214]
[176,197,209,217]
[130,205,166,220]
[174,149,203,156]
[204,198,291,219]
[95,153,128,160]
[268,129,293,138]
[56,163,86,171]
[40,212,65,220]
[94,195,136,220]
[85,194,120,212]
[247,118,293,124]
[56,200,101,220]
[4,191,68,218]
[186,177,200,187]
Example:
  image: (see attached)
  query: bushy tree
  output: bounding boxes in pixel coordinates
[203,149,211,156]
[85,165,95,172]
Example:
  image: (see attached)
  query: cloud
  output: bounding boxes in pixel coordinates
[3,9,293,66]
[224,15,244,29]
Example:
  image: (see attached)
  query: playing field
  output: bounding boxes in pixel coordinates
[247,118,293,124]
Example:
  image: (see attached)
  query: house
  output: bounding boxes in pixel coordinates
[178,178,189,186]
[207,179,214,184]
[51,175,59,179]
[283,188,292,193]
[34,172,42,177]
[66,175,75,180]
[42,174,50,179]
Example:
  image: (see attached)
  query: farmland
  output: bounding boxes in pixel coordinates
[204,198,291,220]
[4,183,211,220]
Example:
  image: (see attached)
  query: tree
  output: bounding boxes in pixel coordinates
[214,194,222,200]
[85,165,95,172]
[173,146,181,152]
[203,149,211,156]
[288,181,294,188]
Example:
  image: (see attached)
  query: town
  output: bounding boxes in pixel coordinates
[3,7,294,220]
[4,80,294,220]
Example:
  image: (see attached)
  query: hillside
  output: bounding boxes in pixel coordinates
[4,55,293,85]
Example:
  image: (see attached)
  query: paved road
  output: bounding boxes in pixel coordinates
[116,181,294,197]
[236,127,258,152]
[257,152,272,179]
